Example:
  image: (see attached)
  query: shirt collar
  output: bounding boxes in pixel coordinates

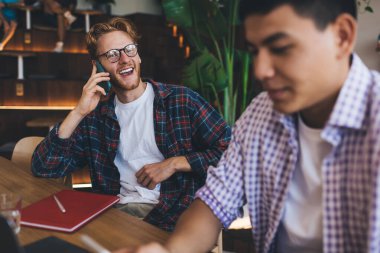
[99,93,117,118]
[148,79,172,109]
[327,54,372,131]
[148,79,172,99]
[273,54,371,137]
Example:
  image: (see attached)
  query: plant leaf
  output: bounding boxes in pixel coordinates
[204,7,228,39]
[365,6,374,13]
[219,0,241,25]
[182,49,227,92]
[161,0,193,27]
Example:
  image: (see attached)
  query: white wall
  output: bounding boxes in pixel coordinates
[76,0,92,10]
[76,0,162,16]
[111,0,162,16]
[356,2,380,70]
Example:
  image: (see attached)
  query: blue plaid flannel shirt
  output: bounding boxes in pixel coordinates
[32,80,231,231]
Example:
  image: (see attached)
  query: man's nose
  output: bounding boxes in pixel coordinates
[119,50,132,63]
[253,51,275,81]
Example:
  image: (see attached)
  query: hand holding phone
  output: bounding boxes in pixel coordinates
[95,61,112,95]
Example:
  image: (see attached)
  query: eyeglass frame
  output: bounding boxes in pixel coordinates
[97,43,139,63]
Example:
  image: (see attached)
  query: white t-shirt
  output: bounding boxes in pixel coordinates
[114,83,164,204]
[277,115,332,253]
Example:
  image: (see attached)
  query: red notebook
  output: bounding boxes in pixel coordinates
[21,189,119,233]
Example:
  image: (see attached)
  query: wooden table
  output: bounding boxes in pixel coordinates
[0,156,169,251]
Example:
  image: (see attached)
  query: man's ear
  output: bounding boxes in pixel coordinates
[333,13,357,59]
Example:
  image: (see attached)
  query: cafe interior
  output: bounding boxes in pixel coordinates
[0,0,379,252]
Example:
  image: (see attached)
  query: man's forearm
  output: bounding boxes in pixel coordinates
[166,199,222,253]
[58,109,86,139]
[171,156,191,172]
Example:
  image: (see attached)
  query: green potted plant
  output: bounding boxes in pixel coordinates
[356,0,374,12]
[160,0,252,125]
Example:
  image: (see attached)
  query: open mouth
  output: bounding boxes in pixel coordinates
[119,67,134,76]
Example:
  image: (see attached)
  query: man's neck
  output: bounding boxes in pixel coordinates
[116,81,147,104]
[300,57,351,129]
[299,96,337,129]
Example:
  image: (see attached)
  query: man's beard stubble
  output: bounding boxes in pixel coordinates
[110,74,140,92]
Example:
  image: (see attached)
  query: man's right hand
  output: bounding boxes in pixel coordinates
[58,63,110,139]
[112,242,170,253]
[73,63,110,117]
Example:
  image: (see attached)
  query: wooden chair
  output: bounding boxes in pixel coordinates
[228,205,252,230]
[11,136,91,189]
[214,205,252,253]
[211,232,223,253]
[11,136,44,170]
[71,165,92,189]
[211,205,252,253]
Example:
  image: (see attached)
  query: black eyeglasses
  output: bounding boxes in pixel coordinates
[97,44,138,63]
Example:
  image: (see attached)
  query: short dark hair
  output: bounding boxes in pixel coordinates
[86,17,140,60]
[239,0,357,30]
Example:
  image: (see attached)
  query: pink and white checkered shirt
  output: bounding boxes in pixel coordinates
[197,54,380,253]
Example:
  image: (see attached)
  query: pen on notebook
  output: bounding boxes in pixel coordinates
[80,234,111,253]
[53,194,66,213]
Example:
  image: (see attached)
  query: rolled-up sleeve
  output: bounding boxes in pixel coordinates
[196,131,245,228]
[31,123,86,178]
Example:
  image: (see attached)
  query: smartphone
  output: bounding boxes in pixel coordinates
[95,61,112,95]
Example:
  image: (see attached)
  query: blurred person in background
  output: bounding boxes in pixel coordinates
[0,0,24,51]
[41,0,77,52]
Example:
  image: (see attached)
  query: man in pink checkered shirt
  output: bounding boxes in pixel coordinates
[114,0,380,252]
